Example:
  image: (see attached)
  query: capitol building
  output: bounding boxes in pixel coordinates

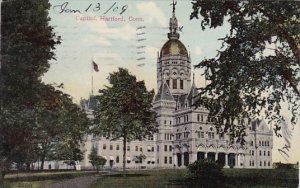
[80,5,273,170]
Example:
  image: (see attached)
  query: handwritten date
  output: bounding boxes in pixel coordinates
[53,2,128,15]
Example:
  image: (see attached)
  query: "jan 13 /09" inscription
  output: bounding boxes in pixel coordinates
[52,2,128,15]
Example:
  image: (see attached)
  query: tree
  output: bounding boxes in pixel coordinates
[93,68,158,177]
[1,0,60,179]
[0,0,89,179]
[190,1,300,141]
[88,147,106,173]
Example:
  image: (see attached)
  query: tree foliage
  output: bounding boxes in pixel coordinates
[0,0,88,176]
[190,1,300,141]
[93,68,158,176]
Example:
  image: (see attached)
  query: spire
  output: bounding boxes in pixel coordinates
[168,0,180,40]
[187,73,199,106]
[192,72,195,86]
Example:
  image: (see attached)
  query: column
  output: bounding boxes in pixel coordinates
[204,152,208,159]
[225,153,229,168]
[181,153,184,167]
[215,153,218,161]
[191,152,197,163]
[235,154,239,168]
[173,153,177,167]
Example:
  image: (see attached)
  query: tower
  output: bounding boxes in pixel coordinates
[157,1,191,97]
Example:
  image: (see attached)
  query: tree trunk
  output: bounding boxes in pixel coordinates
[122,134,127,177]
[40,154,45,170]
[26,162,30,171]
[0,172,4,188]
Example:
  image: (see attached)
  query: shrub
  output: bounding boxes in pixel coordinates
[187,159,225,187]
[88,147,106,172]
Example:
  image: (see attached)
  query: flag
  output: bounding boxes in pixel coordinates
[92,61,99,72]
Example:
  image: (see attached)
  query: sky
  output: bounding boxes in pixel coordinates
[44,0,299,164]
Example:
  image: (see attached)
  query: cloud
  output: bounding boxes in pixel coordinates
[145,46,160,59]
[136,2,167,26]
[90,21,135,41]
[94,53,122,63]
[194,46,203,56]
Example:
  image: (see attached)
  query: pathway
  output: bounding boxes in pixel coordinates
[46,175,102,188]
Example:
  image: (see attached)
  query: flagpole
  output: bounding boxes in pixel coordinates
[91,58,94,96]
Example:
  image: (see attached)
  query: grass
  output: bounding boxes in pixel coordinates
[90,168,299,188]
[89,169,186,188]
[2,168,299,188]
[2,170,96,188]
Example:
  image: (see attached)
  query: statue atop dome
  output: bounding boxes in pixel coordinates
[168,0,180,40]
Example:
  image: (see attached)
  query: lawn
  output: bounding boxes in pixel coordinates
[2,168,298,188]
[2,170,96,188]
[90,168,299,188]
[89,169,187,188]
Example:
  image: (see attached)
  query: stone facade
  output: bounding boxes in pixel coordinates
[80,5,273,170]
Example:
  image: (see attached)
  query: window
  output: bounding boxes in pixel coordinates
[264,161,266,166]
[166,80,170,86]
[180,80,183,89]
[157,159,159,164]
[201,115,203,122]
[259,150,261,156]
[116,145,120,150]
[252,150,254,156]
[164,120,166,125]
[268,151,270,156]
[140,147,143,152]
[197,131,204,139]
[116,156,119,163]
[135,146,138,151]
[152,146,154,152]
[186,115,189,122]
[264,151,266,156]
[268,161,270,166]
[250,141,254,146]
[157,145,159,152]
[262,141,264,146]
[260,161,262,166]
[103,144,106,150]
[176,133,182,140]
[169,157,172,164]
[259,141,261,146]
[110,145,113,150]
[169,145,172,151]
[164,145,168,151]
[208,132,214,139]
[173,79,177,89]
[127,146,130,151]
[164,156,168,164]
[197,114,200,122]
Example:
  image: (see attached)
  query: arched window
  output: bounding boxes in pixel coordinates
[180,80,183,89]
[173,79,177,89]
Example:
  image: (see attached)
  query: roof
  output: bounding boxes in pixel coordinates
[80,95,99,111]
[154,81,174,102]
[160,39,188,56]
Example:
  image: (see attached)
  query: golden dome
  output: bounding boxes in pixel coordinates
[160,39,188,56]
